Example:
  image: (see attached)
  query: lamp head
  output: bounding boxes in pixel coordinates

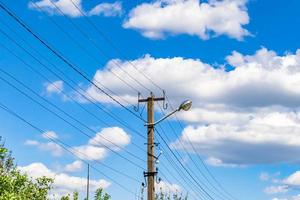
[178,100,192,111]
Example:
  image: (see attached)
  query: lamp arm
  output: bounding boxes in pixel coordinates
[145,109,179,126]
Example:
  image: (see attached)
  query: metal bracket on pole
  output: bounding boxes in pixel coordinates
[162,90,168,110]
[134,92,141,112]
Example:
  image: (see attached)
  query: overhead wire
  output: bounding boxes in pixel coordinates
[0,1,145,123]
[156,102,233,200]
[0,1,237,199]
[68,0,161,93]
[0,101,138,196]
[31,0,152,95]
[155,127,215,200]
[0,66,145,170]
[29,0,143,97]
[0,20,146,141]
[165,97,238,200]
[0,67,145,165]
[41,3,239,198]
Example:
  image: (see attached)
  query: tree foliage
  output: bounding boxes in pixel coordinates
[0,138,53,200]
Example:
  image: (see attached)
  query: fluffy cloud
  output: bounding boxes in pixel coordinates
[25,140,64,157]
[29,0,122,18]
[85,48,300,109]
[156,181,181,194]
[264,185,288,194]
[25,127,130,161]
[88,2,122,17]
[44,80,64,95]
[29,0,83,17]
[71,127,131,161]
[173,111,300,165]
[42,131,59,139]
[272,196,300,200]
[88,127,131,150]
[19,162,110,198]
[283,171,300,188]
[64,160,83,172]
[71,145,107,161]
[82,48,300,166]
[123,0,250,40]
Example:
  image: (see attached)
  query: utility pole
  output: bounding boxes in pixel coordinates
[139,93,165,200]
[86,163,90,200]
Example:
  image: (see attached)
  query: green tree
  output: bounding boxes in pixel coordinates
[73,191,79,200]
[0,137,53,200]
[94,188,111,200]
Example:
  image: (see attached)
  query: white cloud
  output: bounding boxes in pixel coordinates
[25,140,64,157]
[172,112,300,165]
[19,162,110,198]
[272,196,300,200]
[123,0,250,40]
[71,145,107,161]
[42,131,59,139]
[89,2,122,17]
[25,127,130,162]
[64,160,83,172]
[156,181,181,194]
[29,0,83,17]
[71,127,131,161]
[44,80,64,95]
[283,171,300,188]
[85,48,300,109]
[88,127,131,150]
[260,172,270,181]
[29,0,123,18]
[264,185,288,194]
[24,140,39,146]
[82,48,300,166]
[206,157,240,168]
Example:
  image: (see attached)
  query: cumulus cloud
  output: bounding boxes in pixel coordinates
[82,48,300,166]
[264,185,288,194]
[19,162,110,198]
[44,80,64,95]
[172,111,300,165]
[123,0,250,40]
[25,140,64,157]
[85,48,300,109]
[272,196,300,200]
[89,2,122,17]
[71,145,107,161]
[64,160,83,172]
[42,131,59,139]
[88,127,131,150]
[71,127,131,161]
[156,181,181,194]
[29,0,122,18]
[29,0,83,17]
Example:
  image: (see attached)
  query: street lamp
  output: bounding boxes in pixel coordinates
[146,100,192,126]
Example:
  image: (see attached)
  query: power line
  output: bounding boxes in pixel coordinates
[0,101,137,196]
[0,21,146,141]
[0,67,146,165]
[0,67,145,171]
[165,97,238,200]
[155,127,215,200]
[68,0,163,92]
[0,1,145,123]
[156,102,233,200]
[29,0,144,97]
[1,2,237,199]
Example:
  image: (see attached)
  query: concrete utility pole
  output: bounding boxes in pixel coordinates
[139,93,165,200]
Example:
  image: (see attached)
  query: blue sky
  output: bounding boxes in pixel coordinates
[1,0,300,200]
